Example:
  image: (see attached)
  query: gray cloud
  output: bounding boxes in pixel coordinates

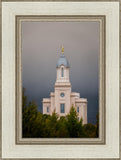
[22,21,99,124]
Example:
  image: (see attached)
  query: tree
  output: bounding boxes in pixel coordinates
[96,111,99,137]
[77,118,86,138]
[56,116,69,137]
[44,110,59,137]
[66,106,80,137]
[22,88,27,113]
[22,89,99,138]
[83,123,97,138]
[22,88,40,137]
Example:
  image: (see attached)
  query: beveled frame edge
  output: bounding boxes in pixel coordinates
[1,0,120,2]
[15,15,105,145]
[0,0,1,159]
[119,0,121,160]
[2,159,121,160]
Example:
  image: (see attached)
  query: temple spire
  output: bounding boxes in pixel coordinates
[61,46,64,54]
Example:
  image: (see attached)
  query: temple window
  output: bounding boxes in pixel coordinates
[61,67,64,77]
[60,104,65,113]
[77,107,79,113]
[47,107,49,112]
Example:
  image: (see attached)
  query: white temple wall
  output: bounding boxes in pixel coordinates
[83,103,87,124]
[70,96,76,107]
[43,102,51,115]
[54,86,71,116]
[50,95,55,115]
[56,66,69,83]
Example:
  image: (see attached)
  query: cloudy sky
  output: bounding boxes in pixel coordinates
[22,21,99,124]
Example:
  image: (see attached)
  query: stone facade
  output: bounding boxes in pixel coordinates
[42,50,87,124]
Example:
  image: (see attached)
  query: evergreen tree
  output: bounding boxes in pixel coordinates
[66,106,79,137]
[22,88,99,138]
[96,111,99,137]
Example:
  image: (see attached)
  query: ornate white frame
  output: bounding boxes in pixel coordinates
[1,1,120,159]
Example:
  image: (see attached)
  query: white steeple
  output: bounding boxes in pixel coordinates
[55,47,71,85]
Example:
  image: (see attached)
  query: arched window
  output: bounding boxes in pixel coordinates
[47,107,49,113]
[77,107,79,113]
[61,68,64,77]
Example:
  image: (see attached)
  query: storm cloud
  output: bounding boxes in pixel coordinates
[22,21,99,124]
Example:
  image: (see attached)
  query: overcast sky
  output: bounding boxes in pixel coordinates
[22,21,99,124]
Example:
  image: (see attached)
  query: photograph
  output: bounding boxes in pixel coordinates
[1,0,120,159]
[22,21,99,138]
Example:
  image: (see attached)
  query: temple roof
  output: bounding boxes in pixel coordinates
[56,53,70,68]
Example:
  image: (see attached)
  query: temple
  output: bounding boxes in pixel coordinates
[42,47,87,124]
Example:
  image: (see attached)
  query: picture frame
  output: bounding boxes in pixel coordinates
[16,15,105,145]
[1,0,120,159]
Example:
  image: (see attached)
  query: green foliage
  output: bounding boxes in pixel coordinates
[66,106,82,137]
[56,116,69,138]
[22,88,99,138]
[96,111,99,137]
[83,123,97,138]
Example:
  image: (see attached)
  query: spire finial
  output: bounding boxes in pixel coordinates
[61,46,64,54]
